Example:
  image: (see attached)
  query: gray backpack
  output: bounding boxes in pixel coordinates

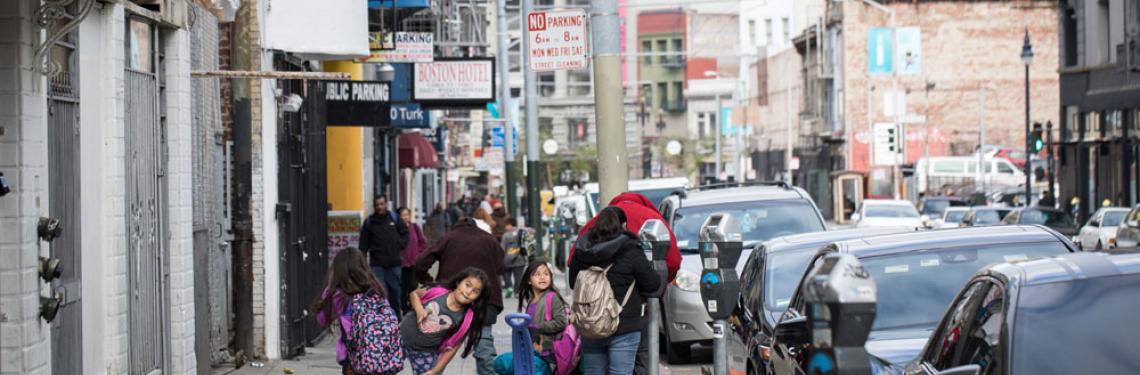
[570,264,636,339]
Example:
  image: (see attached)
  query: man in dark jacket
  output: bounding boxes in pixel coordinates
[415,217,505,375]
[359,195,409,313]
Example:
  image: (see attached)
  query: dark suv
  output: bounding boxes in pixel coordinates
[731,227,917,374]
[656,183,827,363]
[904,252,1140,375]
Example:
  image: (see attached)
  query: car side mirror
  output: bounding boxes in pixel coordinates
[935,364,981,375]
[774,315,809,346]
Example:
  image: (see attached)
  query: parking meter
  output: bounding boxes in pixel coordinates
[800,253,877,375]
[638,219,671,294]
[639,219,671,375]
[698,213,743,375]
[698,213,743,319]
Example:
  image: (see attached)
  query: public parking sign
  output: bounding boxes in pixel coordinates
[527,9,588,72]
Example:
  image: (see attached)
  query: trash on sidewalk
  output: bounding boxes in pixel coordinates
[282,367,295,374]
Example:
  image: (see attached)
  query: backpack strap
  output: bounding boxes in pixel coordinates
[618,282,637,308]
[543,291,555,321]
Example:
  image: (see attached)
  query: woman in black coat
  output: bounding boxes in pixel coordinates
[569,206,661,374]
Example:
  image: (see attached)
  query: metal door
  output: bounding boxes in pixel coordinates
[188,4,232,369]
[47,8,83,372]
[277,69,329,358]
[125,17,168,375]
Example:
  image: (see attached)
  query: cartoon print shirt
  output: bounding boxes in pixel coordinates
[399,293,467,351]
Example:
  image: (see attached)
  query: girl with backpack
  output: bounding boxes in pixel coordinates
[516,260,579,375]
[401,267,491,375]
[313,247,404,375]
[568,207,661,375]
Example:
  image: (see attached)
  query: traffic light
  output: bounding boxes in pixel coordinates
[1031,122,1044,153]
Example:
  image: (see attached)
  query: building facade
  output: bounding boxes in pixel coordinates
[1056,0,1140,222]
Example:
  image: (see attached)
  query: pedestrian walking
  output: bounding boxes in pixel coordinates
[425,203,450,246]
[360,195,409,316]
[473,203,495,234]
[415,217,506,375]
[501,218,526,298]
[492,204,509,240]
[401,267,492,375]
[313,247,404,375]
[399,207,428,312]
[569,207,661,375]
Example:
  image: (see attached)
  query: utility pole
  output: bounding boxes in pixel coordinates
[591,0,628,205]
[978,83,986,199]
[495,0,518,218]
[230,0,256,363]
[1047,120,1055,204]
[522,0,544,247]
[1021,30,1034,206]
[785,83,793,183]
[923,80,933,194]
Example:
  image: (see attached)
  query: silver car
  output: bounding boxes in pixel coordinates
[656,184,826,364]
[1115,204,1140,249]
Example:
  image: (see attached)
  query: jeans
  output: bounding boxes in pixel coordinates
[475,325,497,375]
[581,331,642,375]
[371,265,402,316]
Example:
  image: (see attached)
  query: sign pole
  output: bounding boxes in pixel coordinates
[590,0,628,206]
[522,0,544,245]
[495,0,518,218]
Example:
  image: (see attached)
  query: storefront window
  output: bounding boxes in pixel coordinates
[1084,112,1101,140]
[1107,110,1123,139]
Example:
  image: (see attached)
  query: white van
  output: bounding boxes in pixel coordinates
[915,157,1027,193]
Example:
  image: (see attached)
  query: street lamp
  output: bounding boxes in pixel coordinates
[1021,29,1034,206]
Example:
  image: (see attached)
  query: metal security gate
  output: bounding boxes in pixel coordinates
[47,7,83,372]
[188,4,232,369]
[125,17,169,375]
[277,63,329,358]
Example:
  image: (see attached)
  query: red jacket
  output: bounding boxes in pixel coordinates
[569,192,681,282]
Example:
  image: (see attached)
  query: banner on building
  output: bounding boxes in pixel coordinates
[367,32,434,63]
[413,58,496,107]
[328,211,363,264]
[325,80,392,126]
[868,28,893,75]
[895,27,922,75]
[527,9,589,71]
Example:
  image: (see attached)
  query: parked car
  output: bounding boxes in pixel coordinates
[959,207,1012,227]
[1076,207,1130,250]
[1115,204,1140,249]
[935,207,969,229]
[903,252,1140,375]
[853,199,925,229]
[767,226,1076,375]
[657,183,827,363]
[918,196,968,222]
[730,227,917,374]
[1001,207,1079,238]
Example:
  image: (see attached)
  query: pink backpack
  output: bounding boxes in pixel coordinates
[540,292,581,375]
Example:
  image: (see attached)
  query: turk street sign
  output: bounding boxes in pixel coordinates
[325,80,391,126]
[527,9,589,71]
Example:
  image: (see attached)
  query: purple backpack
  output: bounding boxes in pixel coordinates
[540,292,581,375]
[345,290,404,374]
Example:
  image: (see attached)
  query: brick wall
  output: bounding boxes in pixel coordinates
[164,27,199,375]
[104,5,130,373]
[839,1,1060,172]
[0,1,50,373]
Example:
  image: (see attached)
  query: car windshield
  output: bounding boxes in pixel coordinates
[1018,210,1076,228]
[861,241,1070,331]
[921,200,950,216]
[944,210,966,223]
[1013,273,1140,374]
[764,249,817,312]
[1102,211,1127,227]
[973,209,1008,225]
[672,200,825,251]
[866,204,920,218]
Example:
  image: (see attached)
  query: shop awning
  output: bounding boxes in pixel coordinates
[398,132,440,169]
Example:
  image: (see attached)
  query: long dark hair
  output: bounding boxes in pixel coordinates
[516,260,561,312]
[432,267,492,358]
[588,206,627,244]
[311,247,385,331]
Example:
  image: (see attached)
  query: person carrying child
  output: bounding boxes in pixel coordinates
[401,267,492,375]
[313,247,404,375]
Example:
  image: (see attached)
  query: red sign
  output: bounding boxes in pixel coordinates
[528,12,547,31]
